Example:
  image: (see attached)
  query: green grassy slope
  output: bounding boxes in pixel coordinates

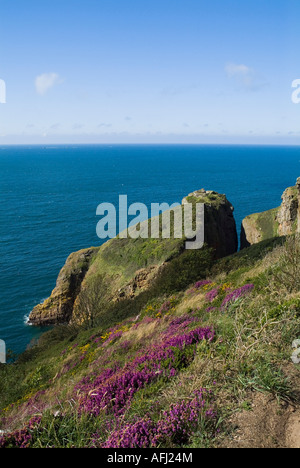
[1,235,300,448]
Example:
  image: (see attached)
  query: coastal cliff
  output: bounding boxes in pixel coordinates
[29,188,238,326]
[241,178,300,249]
[29,248,99,326]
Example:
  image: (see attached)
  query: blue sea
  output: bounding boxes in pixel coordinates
[1,144,300,354]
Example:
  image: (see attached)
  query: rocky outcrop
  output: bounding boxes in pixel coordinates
[241,178,300,249]
[182,189,238,257]
[114,265,164,302]
[29,188,238,326]
[28,247,99,326]
[277,182,300,235]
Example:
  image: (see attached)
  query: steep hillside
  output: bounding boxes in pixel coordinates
[1,234,300,448]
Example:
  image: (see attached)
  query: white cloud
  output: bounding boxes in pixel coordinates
[225,63,269,92]
[35,73,62,95]
[225,63,254,87]
[225,63,253,78]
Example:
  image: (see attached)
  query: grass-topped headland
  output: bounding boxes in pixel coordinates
[29,188,238,328]
[241,178,300,248]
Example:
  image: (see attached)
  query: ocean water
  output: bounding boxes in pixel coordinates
[0,144,300,354]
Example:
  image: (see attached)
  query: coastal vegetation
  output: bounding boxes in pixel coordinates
[1,182,300,448]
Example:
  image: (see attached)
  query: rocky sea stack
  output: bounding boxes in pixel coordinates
[182,189,238,257]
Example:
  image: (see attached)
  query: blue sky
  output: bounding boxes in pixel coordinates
[0,0,299,144]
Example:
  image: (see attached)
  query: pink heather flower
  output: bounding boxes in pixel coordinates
[194,280,212,289]
[221,284,254,308]
[101,389,217,449]
[206,306,217,313]
[76,326,215,418]
[187,280,212,295]
[0,416,42,449]
[205,288,219,303]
